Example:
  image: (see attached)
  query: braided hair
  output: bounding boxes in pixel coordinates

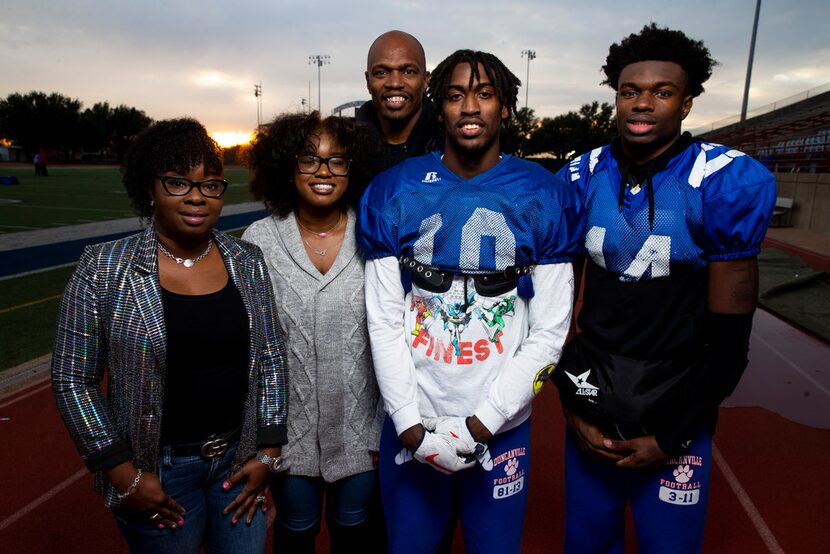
[602,23,717,97]
[428,49,521,122]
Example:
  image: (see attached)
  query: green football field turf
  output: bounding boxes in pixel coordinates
[0,229,246,373]
[0,265,75,371]
[0,166,253,234]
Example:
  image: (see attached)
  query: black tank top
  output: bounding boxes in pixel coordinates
[159,278,250,446]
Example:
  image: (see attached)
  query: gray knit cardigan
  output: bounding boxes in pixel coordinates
[242,210,384,482]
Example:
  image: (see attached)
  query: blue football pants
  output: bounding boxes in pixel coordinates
[379,417,532,554]
[564,426,713,554]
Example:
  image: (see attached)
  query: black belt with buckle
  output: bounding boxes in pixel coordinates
[168,428,241,459]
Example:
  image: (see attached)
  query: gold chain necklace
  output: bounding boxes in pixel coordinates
[298,214,343,257]
[296,213,342,237]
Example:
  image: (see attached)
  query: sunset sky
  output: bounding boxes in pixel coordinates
[2,0,828,146]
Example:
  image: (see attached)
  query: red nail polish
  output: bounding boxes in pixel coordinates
[222,481,230,489]
[178,520,184,526]
[261,505,267,513]
[158,524,164,529]
[232,517,238,525]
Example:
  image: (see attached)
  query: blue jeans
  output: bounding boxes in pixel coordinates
[271,471,377,531]
[113,443,267,554]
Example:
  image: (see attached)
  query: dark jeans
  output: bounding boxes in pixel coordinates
[271,470,376,530]
[113,443,266,554]
[270,470,382,553]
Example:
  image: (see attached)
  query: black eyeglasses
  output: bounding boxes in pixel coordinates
[156,176,229,198]
[295,154,351,176]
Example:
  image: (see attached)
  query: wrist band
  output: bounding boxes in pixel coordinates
[116,468,142,501]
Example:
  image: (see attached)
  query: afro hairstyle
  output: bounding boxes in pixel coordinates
[602,23,717,97]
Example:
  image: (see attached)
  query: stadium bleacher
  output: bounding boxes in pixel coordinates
[696,87,830,174]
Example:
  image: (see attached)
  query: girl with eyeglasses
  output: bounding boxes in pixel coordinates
[243,111,384,552]
[52,118,288,553]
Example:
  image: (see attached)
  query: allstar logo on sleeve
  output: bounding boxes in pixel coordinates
[565,369,599,397]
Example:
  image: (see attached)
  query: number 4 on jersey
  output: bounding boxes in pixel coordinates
[585,226,671,281]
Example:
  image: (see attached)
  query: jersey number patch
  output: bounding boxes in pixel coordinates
[585,225,671,281]
[414,208,517,271]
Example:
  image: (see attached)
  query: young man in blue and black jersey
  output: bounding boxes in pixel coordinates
[554,23,776,553]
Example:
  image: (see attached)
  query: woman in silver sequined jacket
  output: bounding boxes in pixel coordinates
[52,118,288,553]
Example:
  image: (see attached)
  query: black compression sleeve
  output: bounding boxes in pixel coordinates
[705,312,754,400]
[655,312,754,455]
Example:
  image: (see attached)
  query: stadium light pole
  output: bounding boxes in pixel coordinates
[740,0,762,123]
[521,49,536,111]
[309,55,331,112]
[253,82,262,127]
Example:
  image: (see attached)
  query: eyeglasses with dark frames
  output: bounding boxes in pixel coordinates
[295,154,351,176]
[156,176,229,198]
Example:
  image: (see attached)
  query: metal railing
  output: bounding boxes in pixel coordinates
[688,82,830,136]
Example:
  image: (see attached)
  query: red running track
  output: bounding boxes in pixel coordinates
[2,307,828,553]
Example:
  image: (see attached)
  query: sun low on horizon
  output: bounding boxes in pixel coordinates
[210,131,254,148]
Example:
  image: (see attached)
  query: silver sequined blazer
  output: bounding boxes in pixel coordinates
[51,226,288,506]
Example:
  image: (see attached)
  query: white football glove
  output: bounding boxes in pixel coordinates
[422,416,477,454]
[412,431,476,474]
[422,416,494,471]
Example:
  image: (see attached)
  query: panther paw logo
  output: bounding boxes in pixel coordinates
[673,464,694,483]
[504,458,519,476]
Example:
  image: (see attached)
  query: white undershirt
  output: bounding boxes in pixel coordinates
[365,257,574,436]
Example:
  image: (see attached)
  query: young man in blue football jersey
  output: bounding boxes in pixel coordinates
[358,50,583,553]
[554,24,776,553]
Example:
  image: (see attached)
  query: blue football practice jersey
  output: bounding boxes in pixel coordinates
[358,152,583,275]
[561,141,775,280]
[558,139,776,358]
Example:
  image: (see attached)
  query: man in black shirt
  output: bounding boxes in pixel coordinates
[356,30,438,170]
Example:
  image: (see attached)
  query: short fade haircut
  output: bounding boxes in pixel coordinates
[602,23,717,97]
[122,118,222,219]
[366,30,426,71]
[427,49,521,122]
[248,111,380,217]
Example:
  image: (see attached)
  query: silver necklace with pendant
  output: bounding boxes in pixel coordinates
[157,239,212,267]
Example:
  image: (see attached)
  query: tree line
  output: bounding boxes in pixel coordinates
[502,101,616,168]
[0,90,615,166]
[0,91,152,162]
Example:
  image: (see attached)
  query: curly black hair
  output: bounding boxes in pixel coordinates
[248,111,381,217]
[602,23,717,97]
[427,50,521,123]
[121,118,222,218]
